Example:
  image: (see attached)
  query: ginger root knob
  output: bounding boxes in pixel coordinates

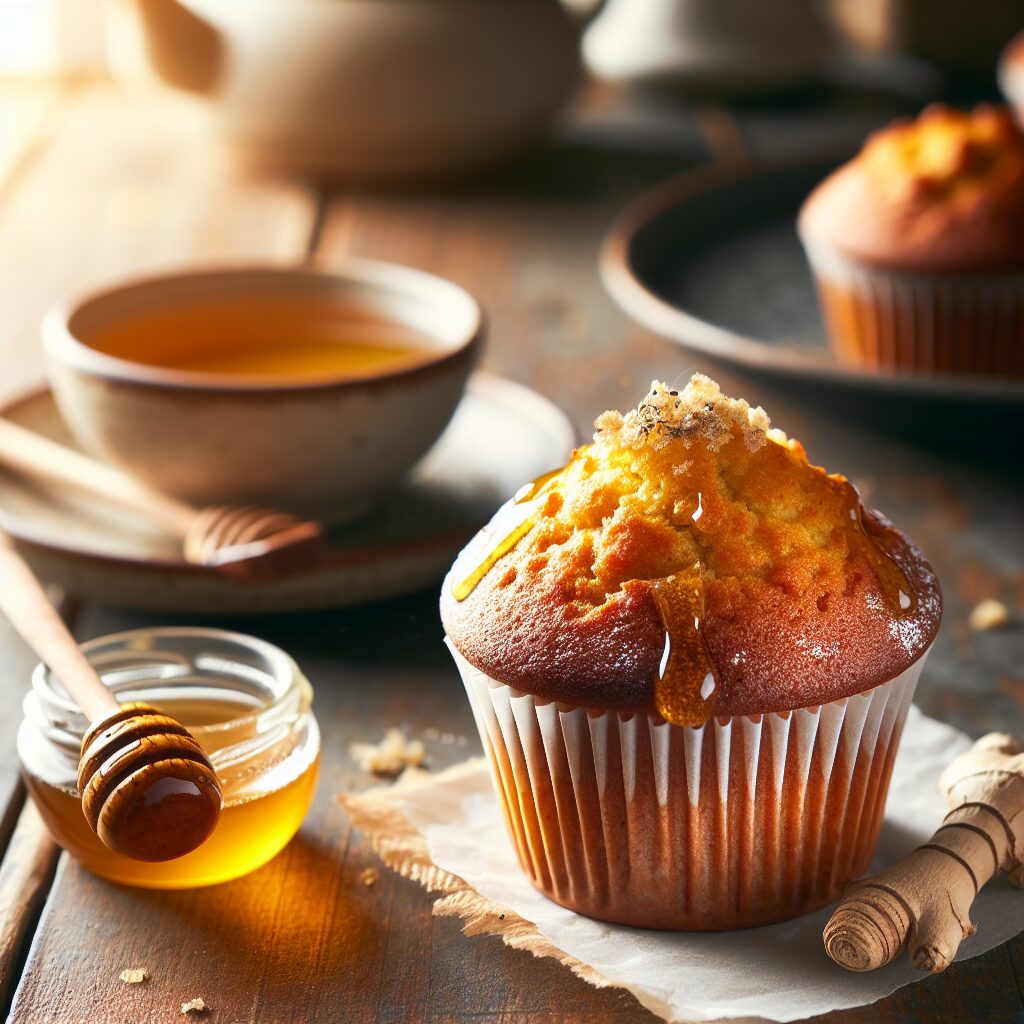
[824,732,1024,973]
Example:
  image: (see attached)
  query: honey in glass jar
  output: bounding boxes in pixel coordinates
[18,627,320,888]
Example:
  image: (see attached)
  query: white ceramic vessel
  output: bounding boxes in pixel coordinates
[104,0,582,180]
[583,0,829,93]
[43,261,483,525]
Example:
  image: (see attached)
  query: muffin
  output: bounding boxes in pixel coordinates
[798,104,1024,376]
[441,375,941,930]
[999,32,1024,125]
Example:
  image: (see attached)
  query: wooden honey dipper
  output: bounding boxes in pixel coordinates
[0,417,325,578]
[0,530,222,861]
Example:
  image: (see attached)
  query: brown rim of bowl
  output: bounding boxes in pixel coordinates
[42,259,485,394]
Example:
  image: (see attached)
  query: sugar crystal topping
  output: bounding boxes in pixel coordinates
[594,375,771,454]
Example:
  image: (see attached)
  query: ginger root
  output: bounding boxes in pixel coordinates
[824,732,1024,973]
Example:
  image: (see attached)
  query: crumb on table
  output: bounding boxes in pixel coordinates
[119,967,149,984]
[423,726,468,747]
[350,728,426,776]
[181,997,207,1014]
[359,867,380,889]
[968,598,1011,632]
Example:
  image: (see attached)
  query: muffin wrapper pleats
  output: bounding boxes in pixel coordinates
[447,638,927,931]
[801,240,1024,376]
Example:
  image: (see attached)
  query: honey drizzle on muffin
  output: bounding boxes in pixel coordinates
[450,519,536,603]
[512,466,566,505]
[844,481,918,617]
[451,465,569,602]
[649,569,716,727]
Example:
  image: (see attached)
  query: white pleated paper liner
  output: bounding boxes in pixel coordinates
[349,710,1024,1022]
[447,638,928,931]
[800,238,1024,376]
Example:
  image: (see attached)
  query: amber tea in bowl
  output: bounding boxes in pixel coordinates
[85,294,432,381]
[43,263,483,525]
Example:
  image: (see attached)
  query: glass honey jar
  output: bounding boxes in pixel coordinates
[18,627,320,888]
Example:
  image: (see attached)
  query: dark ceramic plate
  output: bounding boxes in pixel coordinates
[602,157,1024,404]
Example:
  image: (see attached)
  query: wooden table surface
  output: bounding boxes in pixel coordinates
[0,74,1021,1024]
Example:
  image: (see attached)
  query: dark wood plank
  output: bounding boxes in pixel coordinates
[0,804,57,1011]
[812,941,1024,1024]
[0,592,78,1011]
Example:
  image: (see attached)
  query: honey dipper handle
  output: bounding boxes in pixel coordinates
[0,417,197,537]
[0,531,118,722]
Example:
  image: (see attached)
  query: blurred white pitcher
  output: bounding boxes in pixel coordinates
[103,0,583,181]
[584,0,830,94]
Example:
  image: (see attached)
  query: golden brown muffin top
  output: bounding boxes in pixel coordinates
[441,376,941,722]
[799,105,1024,272]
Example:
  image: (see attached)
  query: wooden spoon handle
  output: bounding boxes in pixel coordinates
[0,531,117,722]
[0,417,197,538]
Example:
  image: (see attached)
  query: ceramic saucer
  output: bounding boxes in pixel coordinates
[0,373,575,613]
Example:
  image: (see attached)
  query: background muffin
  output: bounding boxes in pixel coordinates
[442,376,941,930]
[798,105,1024,376]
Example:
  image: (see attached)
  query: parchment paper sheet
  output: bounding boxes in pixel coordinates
[340,706,1024,1022]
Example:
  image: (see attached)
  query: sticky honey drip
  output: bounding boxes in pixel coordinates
[451,464,568,602]
[831,476,918,616]
[512,466,565,504]
[450,520,534,602]
[649,568,717,727]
